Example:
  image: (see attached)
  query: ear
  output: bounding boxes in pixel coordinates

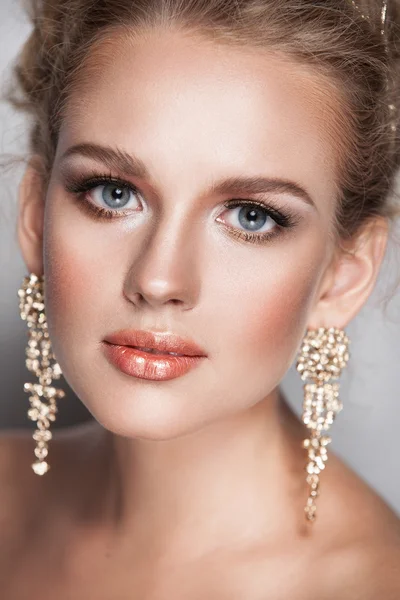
[307,216,389,330]
[17,155,46,276]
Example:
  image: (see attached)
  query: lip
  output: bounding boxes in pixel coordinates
[102,329,207,381]
[104,329,207,357]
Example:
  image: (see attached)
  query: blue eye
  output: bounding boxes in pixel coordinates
[64,175,144,219]
[91,182,141,210]
[216,198,296,244]
[226,204,275,233]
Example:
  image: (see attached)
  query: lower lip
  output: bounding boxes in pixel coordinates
[102,343,205,381]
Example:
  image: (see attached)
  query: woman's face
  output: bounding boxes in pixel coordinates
[40,28,341,439]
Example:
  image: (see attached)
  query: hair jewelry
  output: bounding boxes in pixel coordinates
[351,1,396,132]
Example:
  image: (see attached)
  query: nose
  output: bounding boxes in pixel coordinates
[123,211,201,311]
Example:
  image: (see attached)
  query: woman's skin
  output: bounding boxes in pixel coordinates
[1,27,400,599]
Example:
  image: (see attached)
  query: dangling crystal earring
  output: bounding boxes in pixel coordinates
[18,273,65,475]
[296,327,350,523]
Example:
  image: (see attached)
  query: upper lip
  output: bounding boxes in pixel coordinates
[104,329,207,357]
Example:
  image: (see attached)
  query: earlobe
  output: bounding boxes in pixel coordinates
[307,217,389,330]
[17,155,46,276]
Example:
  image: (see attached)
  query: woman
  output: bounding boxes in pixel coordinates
[1,0,400,597]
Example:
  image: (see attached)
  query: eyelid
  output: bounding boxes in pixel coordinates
[63,172,140,195]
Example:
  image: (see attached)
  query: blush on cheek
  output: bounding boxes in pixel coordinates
[43,187,117,324]
[44,257,87,369]
[42,215,104,370]
[234,263,321,386]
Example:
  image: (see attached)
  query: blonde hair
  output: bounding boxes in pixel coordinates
[6,0,400,243]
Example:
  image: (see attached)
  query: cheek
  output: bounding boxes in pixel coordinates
[210,247,322,388]
[42,197,111,375]
[42,181,127,321]
[251,268,314,358]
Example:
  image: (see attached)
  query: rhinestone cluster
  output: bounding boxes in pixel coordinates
[296,327,350,522]
[18,273,65,475]
[296,327,349,383]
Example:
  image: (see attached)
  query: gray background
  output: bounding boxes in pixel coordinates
[1,0,399,514]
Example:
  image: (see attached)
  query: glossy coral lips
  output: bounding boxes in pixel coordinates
[102,329,207,381]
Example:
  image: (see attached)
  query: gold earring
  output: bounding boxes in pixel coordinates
[296,326,350,523]
[18,273,65,475]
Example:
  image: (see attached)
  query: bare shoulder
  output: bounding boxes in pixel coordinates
[322,529,400,600]
[319,451,400,599]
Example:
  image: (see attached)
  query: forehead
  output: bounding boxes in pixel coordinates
[57,28,343,212]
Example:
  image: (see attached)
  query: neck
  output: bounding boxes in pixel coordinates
[87,388,307,555]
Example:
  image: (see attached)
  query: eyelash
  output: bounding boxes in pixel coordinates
[64,172,300,244]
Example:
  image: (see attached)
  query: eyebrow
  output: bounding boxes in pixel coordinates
[60,143,317,210]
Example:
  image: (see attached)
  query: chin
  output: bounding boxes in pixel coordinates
[81,396,213,442]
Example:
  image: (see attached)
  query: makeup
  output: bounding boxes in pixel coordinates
[62,170,301,244]
[102,343,205,381]
[102,329,207,381]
